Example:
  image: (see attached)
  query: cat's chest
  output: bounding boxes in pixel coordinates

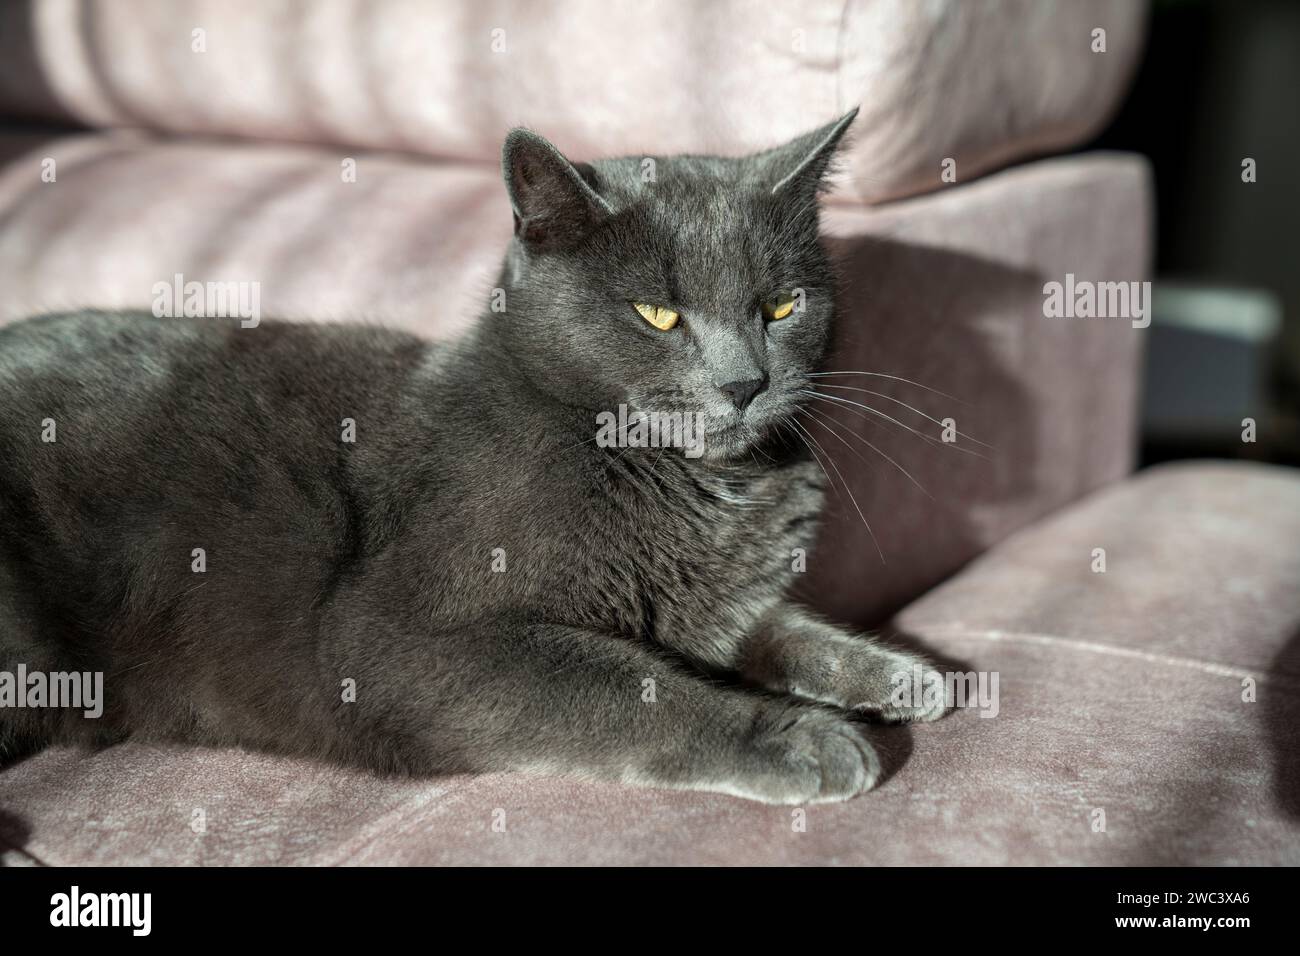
[574,455,825,651]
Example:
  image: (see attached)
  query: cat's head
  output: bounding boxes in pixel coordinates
[496,110,857,461]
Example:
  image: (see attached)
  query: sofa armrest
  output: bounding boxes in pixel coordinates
[800,152,1152,626]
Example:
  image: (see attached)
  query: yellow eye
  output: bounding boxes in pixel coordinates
[764,293,796,321]
[633,303,679,330]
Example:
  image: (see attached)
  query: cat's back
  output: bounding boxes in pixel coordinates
[0,309,432,406]
[0,312,448,705]
[5,309,445,448]
[0,310,437,626]
[0,308,443,501]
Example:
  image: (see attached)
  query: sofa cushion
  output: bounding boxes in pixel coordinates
[0,131,505,338]
[0,131,1149,624]
[886,461,1300,865]
[896,463,1300,673]
[2,461,1295,865]
[0,0,1146,204]
[809,152,1150,624]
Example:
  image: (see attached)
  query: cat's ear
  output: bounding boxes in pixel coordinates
[762,107,859,197]
[502,129,612,250]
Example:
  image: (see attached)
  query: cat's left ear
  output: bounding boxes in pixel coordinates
[502,128,613,251]
[762,107,859,197]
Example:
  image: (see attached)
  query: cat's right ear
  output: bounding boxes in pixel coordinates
[502,129,611,251]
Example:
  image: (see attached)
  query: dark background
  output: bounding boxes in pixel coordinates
[1082,0,1300,467]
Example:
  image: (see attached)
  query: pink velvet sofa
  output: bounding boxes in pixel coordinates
[1,0,1297,866]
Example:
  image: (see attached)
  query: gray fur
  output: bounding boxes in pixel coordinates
[0,110,947,803]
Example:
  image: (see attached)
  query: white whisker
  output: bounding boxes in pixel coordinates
[799,404,934,502]
[789,414,886,564]
[807,370,970,406]
[801,389,990,462]
[808,383,993,450]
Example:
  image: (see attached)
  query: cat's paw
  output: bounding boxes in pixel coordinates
[720,703,881,805]
[845,646,952,724]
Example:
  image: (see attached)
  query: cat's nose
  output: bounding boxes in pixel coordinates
[718,376,767,412]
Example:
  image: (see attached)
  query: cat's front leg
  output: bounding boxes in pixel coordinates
[338,612,883,804]
[738,604,952,722]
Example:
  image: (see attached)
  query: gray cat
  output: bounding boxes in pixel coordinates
[0,110,947,804]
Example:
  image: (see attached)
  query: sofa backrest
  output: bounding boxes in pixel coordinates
[0,0,1146,203]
